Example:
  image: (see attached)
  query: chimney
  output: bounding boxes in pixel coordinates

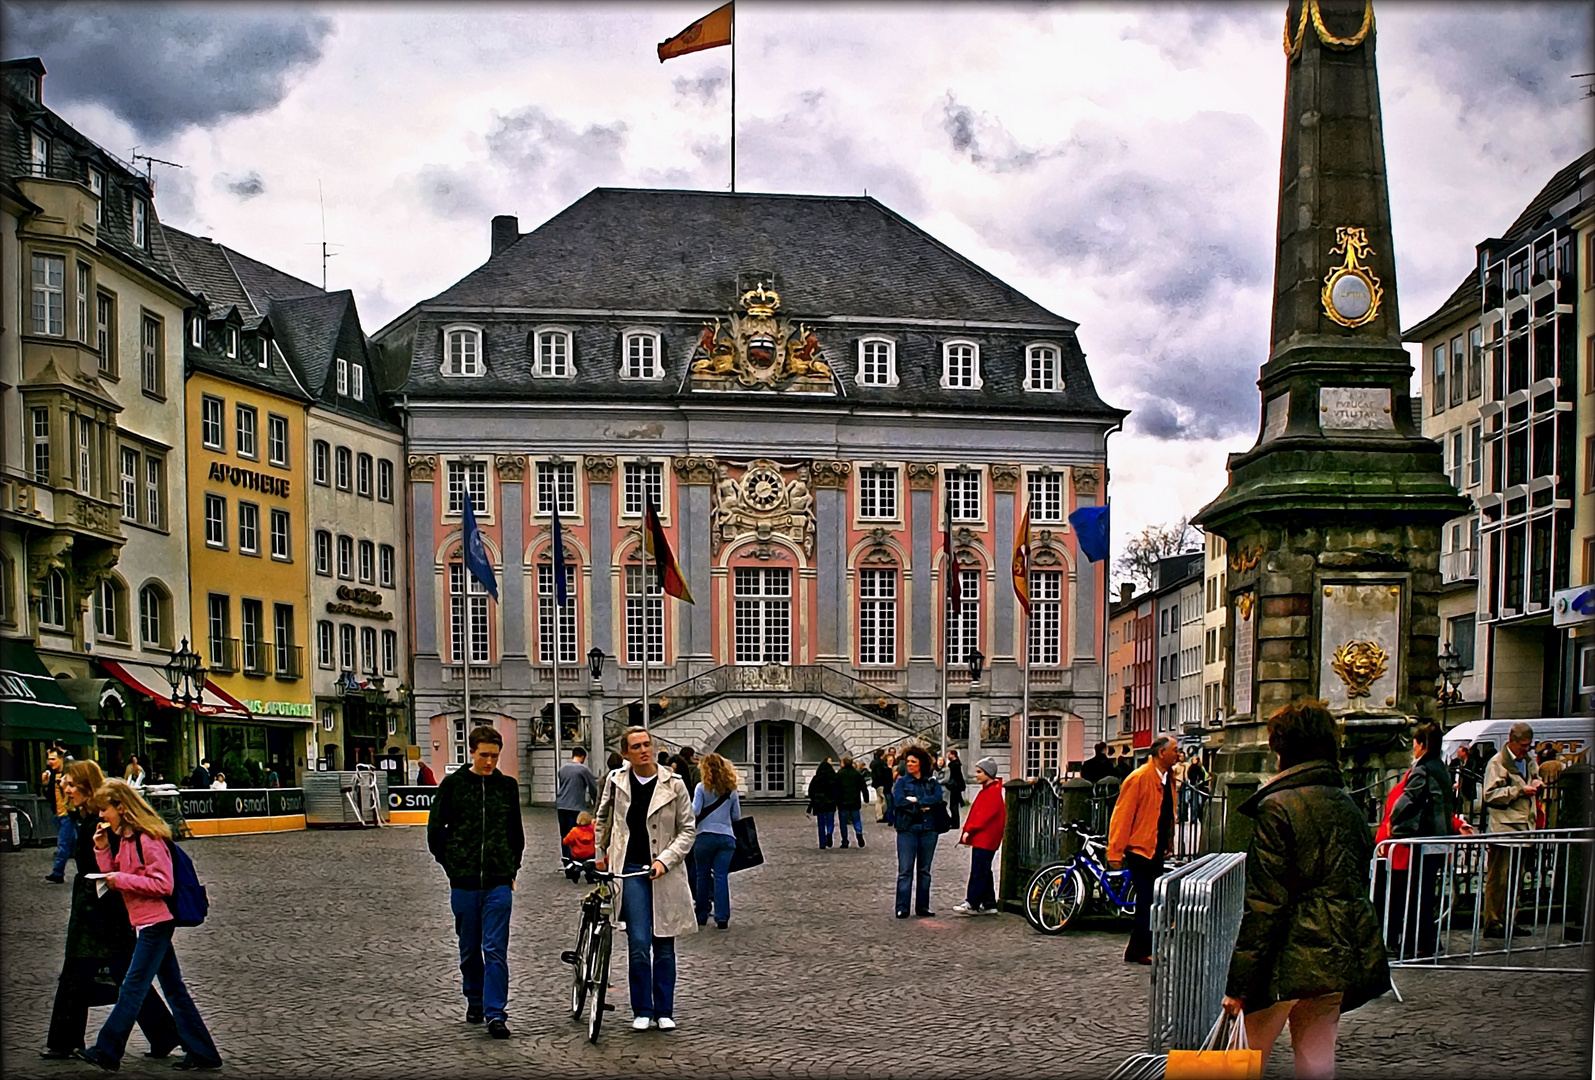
[1119,583,1134,605]
[490,215,519,257]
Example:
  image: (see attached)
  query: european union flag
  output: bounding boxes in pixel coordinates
[1068,504,1110,564]
[551,504,569,607]
[462,495,498,601]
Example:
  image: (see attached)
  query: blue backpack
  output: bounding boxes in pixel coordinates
[137,834,209,927]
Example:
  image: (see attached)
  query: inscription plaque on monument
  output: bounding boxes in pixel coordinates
[1232,593,1255,717]
[1318,581,1402,710]
[1262,393,1290,443]
[1319,386,1394,432]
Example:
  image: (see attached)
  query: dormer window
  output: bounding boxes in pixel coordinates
[858,337,897,387]
[534,328,573,377]
[226,326,238,359]
[443,326,482,376]
[1026,344,1061,392]
[336,357,348,395]
[257,334,271,369]
[189,315,204,347]
[351,362,365,399]
[131,197,147,249]
[942,340,981,390]
[87,169,103,224]
[622,331,662,379]
[22,73,38,102]
[28,131,48,177]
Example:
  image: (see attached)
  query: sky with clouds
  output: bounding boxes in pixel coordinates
[4,0,1590,559]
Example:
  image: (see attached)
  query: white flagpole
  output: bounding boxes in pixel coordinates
[729,11,736,193]
[463,589,472,732]
[641,542,651,732]
[552,592,562,773]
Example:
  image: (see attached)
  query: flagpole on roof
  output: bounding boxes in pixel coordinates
[730,8,736,193]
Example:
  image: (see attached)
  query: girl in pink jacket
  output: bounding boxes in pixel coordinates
[78,779,222,1072]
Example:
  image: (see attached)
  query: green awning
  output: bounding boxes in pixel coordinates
[0,636,96,743]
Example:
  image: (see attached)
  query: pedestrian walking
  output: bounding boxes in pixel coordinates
[1383,722,1459,958]
[807,760,839,849]
[77,779,223,1072]
[870,750,893,823]
[834,755,869,848]
[691,753,742,929]
[1222,699,1388,1079]
[417,760,439,786]
[1106,734,1179,964]
[944,749,967,829]
[1080,742,1114,784]
[556,746,600,881]
[426,725,524,1039]
[594,726,697,1031]
[953,757,1006,916]
[122,756,146,790]
[1481,721,1543,938]
[42,746,74,883]
[891,745,945,918]
[41,762,178,1061]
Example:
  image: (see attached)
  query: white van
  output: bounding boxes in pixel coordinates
[1441,717,1595,765]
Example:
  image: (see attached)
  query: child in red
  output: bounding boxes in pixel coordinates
[562,812,596,883]
[954,757,1008,915]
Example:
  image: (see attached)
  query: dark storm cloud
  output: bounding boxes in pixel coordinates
[939,93,1045,173]
[224,172,265,199]
[0,2,334,140]
[673,71,728,107]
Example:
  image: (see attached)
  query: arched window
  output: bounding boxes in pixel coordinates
[442,326,483,376]
[1025,343,1062,392]
[537,560,578,664]
[39,569,68,629]
[941,340,981,389]
[139,583,168,648]
[857,337,897,387]
[857,566,898,666]
[621,331,662,379]
[532,328,574,377]
[96,578,124,640]
[944,562,980,665]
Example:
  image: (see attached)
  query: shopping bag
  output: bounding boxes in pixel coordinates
[728,815,764,872]
[1165,1011,1262,1080]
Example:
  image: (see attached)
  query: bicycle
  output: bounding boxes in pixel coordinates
[1023,822,1137,934]
[560,862,653,1043]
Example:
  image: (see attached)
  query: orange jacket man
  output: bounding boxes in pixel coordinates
[1107,735,1180,963]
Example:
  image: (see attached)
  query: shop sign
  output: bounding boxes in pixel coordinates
[388,786,435,812]
[208,460,290,498]
[179,788,304,818]
[327,586,391,620]
[239,699,314,718]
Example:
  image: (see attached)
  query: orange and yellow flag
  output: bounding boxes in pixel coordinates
[1012,498,1032,617]
[658,2,733,62]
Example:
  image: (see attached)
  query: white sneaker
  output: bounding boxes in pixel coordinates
[631,1017,652,1031]
[951,902,976,916]
[656,1017,677,1031]
[978,905,1001,916]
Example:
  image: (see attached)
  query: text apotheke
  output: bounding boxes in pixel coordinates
[208,460,291,497]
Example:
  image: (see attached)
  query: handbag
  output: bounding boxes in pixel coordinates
[929,800,954,834]
[1165,1010,1262,1080]
[728,815,764,873]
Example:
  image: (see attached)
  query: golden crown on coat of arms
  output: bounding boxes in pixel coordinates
[740,283,781,317]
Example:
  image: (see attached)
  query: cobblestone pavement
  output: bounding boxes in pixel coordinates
[2,805,1589,1079]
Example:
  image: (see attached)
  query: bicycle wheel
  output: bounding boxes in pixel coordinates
[569,914,594,1019]
[1023,864,1070,931]
[585,925,612,1043]
[1034,868,1088,934]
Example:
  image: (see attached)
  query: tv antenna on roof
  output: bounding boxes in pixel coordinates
[129,148,184,189]
[306,180,343,290]
[1573,72,1595,98]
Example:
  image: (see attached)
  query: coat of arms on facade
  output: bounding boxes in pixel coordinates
[1331,639,1388,700]
[690,279,835,393]
[710,459,814,556]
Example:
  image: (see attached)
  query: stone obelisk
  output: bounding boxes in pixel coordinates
[1193,0,1470,821]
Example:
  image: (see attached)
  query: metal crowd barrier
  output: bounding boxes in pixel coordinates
[1148,851,1248,1054]
[1374,827,1594,975]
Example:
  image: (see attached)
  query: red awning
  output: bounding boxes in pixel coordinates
[100,659,252,719]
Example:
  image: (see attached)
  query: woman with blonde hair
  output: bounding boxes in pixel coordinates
[691,753,743,929]
[78,779,222,1072]
[41,763,177,1060]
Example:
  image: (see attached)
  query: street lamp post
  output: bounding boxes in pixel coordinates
[163,638,207,776]
[965,647,985,755]
[587,648,606,749]
[1437,642,1465,729]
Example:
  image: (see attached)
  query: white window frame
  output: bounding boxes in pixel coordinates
[535,460,578,516]
[621,330,663,380]
[357,453,373,498]
[944,568,980,666]
[131,197,147,248]
[1025,715,1062,779]
[28,131,48,176]
[30,253,64,336]
[140,585,164,647]
[362,626,378,675]
[267,414,289,467]
[313,440,330,486]
[315,530,332,576]
[201,395,224,450]
[941,339,982,390]
[442,326,483,377]
[377,459,394,503]
[1027,471,1064,524]
[235,404,257,460]
[537,563,578,665]
[533,327,575,378]
[76,416,92,495]
[335,446,351,492]
[336,535,353,580]
[144,457,162,528]
[382,629,398,675]
[340,623,357,671]
[226,326,238,359]
[857,337,897,387]
[733,567,791,665]
[857,467,899,522]
[39,569,67,629]
[76,263,91,345]
[449,563,490,664]
[141,315,163,396]
[358,540,375,583]
[190,314,204,347]
[270,509,291,561]
[946,469,982,522]
[624,564,663,665]
[446,460,489,516]
[120,447,139,520]
[31,408,50,483]
[317,620,335,669]
[204,494,227,549]
[336,357,348,395]
[1025,343,1062,392]
[238,501,260,555]
[858,568,897,666]
[87,168,104,223]
[379,544,395,588]
[351,362,364,400]
[1029,570,1063,666]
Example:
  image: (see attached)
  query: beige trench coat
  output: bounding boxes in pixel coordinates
[594,764,698,939]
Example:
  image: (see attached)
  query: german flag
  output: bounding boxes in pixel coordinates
[658,2,733,62]
[1012,498,1032,617]
[644,498,695,603]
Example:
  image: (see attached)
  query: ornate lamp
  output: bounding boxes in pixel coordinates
[587,647,606,681]
[163,638,207,707]
[1437,642,1465,727]
[967,648,986,684]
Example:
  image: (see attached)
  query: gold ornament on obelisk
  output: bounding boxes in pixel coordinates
[1321,227,1384,328]
[1331,639,1388,699]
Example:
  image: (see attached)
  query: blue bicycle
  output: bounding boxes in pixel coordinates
[1023,822,1137,934]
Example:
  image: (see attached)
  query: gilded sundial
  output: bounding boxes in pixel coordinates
[1321,226,1383,328]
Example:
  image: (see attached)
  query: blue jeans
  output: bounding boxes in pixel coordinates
[895,830,938,914]
[966,846,997,909]
[815,811,835,847]
[694,833,736,925]
[91,921,219,1066]
[622,863,675,1019]
[51,813,76,876]
[451,885,513,1022]
[837,809,864,846]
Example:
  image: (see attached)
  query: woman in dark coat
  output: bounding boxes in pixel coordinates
[1386,722,1459,959]
[41,761,178,1059]
[1222,699,1388,1078]
[807,761,840,849]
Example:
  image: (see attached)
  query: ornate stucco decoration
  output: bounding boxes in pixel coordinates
[1284,0,1373,59]
[1229,544,1264,573]
[584,455,617,483]
[689,281,835,394]
[493,454,526,481]
[1071,466,1101,496]
[861,527,898,566]
[406,454,438,481]
[905,463,938,491]
[1235,591,1256,620]
[710,459,814,556]
[1331,639,1389,700]
[673,456,718,485]
[810,460,852,489]
[989,465,1021,493]
[1321,227,1384,328]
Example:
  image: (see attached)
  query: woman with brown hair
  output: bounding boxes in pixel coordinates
[78,779,222,1072]
[40,762,178,1060]
[691,753,743,929]
[1222,700,1388,1078]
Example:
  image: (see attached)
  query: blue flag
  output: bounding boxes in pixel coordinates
[1069,504,1110,564]
[461,495,498,601]
[551,504,569,607]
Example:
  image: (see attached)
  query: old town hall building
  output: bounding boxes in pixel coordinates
[377,189,1124,798]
